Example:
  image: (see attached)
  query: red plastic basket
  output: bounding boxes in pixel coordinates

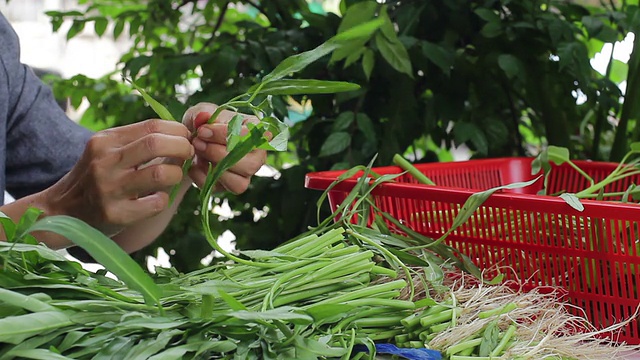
[305,157,640,344]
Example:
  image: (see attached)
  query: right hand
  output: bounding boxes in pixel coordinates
[44,119,194,237]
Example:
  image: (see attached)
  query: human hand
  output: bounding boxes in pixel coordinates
[182,102,267,194]
[44,120,194,237]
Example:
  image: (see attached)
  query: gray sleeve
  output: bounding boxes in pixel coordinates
[1,13,93,199]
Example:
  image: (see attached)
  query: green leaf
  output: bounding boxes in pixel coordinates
[630,142,640,152]
[547,146,571,165]
[434,177,542,246]
[113,18,125,39]
[336,1,378,34]
[258,117,290,152]
[0,311,74,344]
[250,79,360,95]
[479,321,500,357]
[560,193,584,211]
[362,48,375,80]
[356,113,377,143]
[374,12,413,78]
[125,78,176,121]
[5,349,74,360]
[581,16,603,37]
[332,18,385,42]
[226,113,245,152]
[147,341,236,360]
[0,210,16,240]
[333,112,355,132]
[94,18,108,37]
[453,122,488,155]
[475,8,500,23]
[498,54,522,79]
[422,41,454,76]
[609,59,628,84]
[16,207,43,239]
[0,288,57,313]
[67,20,85,40]
[124,330,182,360]
[27,216,163,307]
[226,307,313,325]
[481,22,502,38]
[293,336,347,357]
[319,132,351,157]
[218,289,248,311]
[262,19,384,83]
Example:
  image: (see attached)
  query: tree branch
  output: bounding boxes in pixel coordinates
[202,2,230,50]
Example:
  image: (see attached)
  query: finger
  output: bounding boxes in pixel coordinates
[121,163,185,197]
[190,157,250,194]
[192,141,265,177]
[122,192,169,223]
[102,191,168,225]
[118,134,194,169]
[196,123,256,145]
[184,102,260,127]
[106,119,190,146]
[182,102,219,129]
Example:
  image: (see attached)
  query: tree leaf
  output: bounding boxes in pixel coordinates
[498,54,522,79]
[67,20,85,40]
[362,48,375,80]
[374,12,413,78]
[329,1,378,63]
[475,8,500,22]
[422,41,454,76]
[113,18,125,39]
[262,19,384,83]
[27,216,163,307]
[319,132,352,157]
[250,79,360,96]
[609,59,628,84]
[333,111,355,132]
[481,22,502,38]
[560,193,584,211]
[94,18,108,37]
[356,113,377,143]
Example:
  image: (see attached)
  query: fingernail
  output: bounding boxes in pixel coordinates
[198,127,213,139]
[190,145,195,157]
[194,112,210,129]
[193,138,206,152]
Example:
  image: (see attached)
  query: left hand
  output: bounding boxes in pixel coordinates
[182,102,267,194]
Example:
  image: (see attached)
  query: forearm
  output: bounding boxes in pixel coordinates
[110,176,193,254]
[0,191,70,248]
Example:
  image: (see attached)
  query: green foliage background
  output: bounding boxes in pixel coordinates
[44,0,640,272]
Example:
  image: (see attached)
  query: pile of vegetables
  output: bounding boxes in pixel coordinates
[1,17,639,360]
[0,168,637,359]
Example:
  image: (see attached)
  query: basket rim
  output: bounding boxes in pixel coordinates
[304,157,640,220]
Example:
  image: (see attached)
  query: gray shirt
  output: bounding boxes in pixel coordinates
[0,12,92,204]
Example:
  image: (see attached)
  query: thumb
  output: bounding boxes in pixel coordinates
[182,102,219,131]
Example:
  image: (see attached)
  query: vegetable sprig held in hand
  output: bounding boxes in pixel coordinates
[128,19,384,265]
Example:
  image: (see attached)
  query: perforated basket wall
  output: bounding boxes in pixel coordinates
[305,157,640,344]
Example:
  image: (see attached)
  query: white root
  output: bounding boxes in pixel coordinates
[400,267,640,359]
